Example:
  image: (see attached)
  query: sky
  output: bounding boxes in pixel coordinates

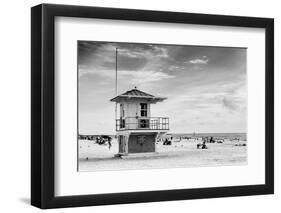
[78,41,247,135]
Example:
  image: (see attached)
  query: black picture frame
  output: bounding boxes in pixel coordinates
[31,3,274,209]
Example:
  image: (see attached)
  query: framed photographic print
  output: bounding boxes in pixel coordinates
[31,4,274,209]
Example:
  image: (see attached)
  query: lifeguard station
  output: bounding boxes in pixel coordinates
[110,87,169,157]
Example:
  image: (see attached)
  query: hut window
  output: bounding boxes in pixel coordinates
[120,104,125,117]
[120,118,125,128]
[140,103,148,117]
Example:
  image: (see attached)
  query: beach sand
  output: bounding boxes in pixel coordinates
[78,139,247,172]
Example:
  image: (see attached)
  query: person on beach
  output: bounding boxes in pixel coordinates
[202,141,208,149]
[96,136,100,144]
[108,137,112,150]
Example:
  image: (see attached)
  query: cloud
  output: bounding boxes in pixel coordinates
[118,70,174,84]
[79,67,175,84]
[117,45,169,59]
[118,48,146,58]
[168,65,181,71]
[221,97,240,111]
[189,58,209,64]
[152,46,169,58]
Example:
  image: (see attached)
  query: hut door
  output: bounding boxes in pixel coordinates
[122,136,126,153]
[119,136,127,153]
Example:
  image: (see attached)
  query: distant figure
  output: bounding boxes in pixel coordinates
[108,138,112,150]
[96,136,100,144]
[210,137,215,143]
[197,142,208,149]
[202,142,208,149]
[163,138,171,145]
[203,137,207,143]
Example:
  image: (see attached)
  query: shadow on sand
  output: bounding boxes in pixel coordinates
[19,197,30,205]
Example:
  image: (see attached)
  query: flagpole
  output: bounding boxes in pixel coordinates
[115,48,118,121]
[115,48,118,96]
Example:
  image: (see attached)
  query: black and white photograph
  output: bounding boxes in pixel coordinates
[29,2,274,210]
[78,41,247,172]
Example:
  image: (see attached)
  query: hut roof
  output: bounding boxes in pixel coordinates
[110,88,166,103]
